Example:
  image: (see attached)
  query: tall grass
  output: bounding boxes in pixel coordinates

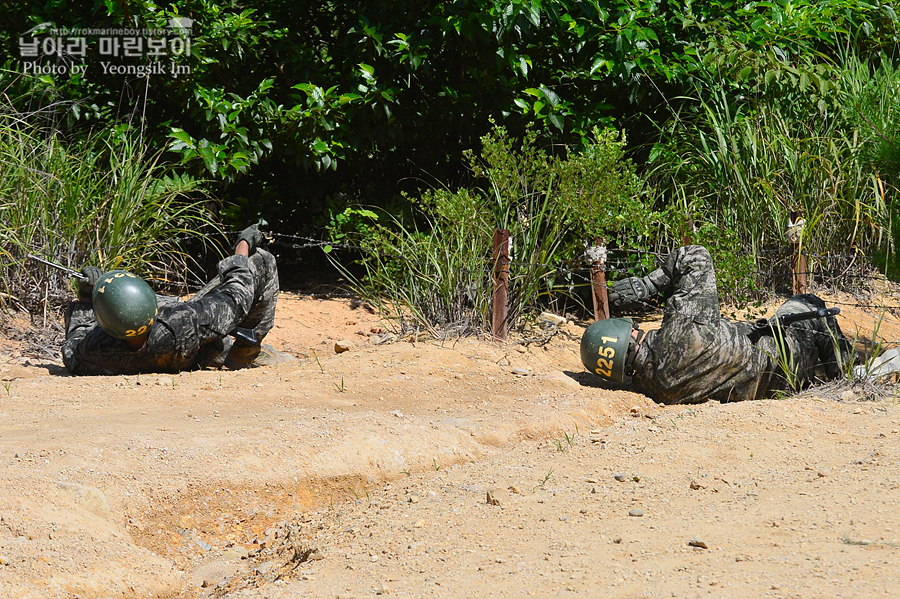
[843,52,900,276]
[649,51,898,284]
[344,189,494,336]
[0,109,221,315]
[332,179,574,337]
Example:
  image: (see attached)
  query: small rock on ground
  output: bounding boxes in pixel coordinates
[334,340,354,353]
[486,488,509,507]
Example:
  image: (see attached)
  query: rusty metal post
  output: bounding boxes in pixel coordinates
[682,215,694,246]
[588,238,609,321]
[492,228,510,341]
[788,210,807,294]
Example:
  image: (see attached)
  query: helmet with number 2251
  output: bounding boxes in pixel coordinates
[580,318,634,383]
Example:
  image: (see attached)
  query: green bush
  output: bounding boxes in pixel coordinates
[329,124,655,334]
[6,0,894,232]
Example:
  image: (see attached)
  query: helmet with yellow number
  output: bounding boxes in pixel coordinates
[91,270,158,340]
[580,318,634,383]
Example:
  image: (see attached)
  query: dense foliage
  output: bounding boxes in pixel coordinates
[1,1,899,325]
[329,124,656,333]
[5,1,896,218]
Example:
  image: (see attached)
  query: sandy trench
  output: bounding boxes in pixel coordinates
[0,289,899,598]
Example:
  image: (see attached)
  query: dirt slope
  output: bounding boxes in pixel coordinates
[0,289,898,599]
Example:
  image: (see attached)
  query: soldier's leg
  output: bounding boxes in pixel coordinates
[195,336,231,369]
[225,249,279,368]
[660,245,723,324]
[241,249,279,339]
[187,257,251,369]
[776,294,851,380]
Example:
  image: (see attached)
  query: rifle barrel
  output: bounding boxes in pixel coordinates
[26,254,88,281]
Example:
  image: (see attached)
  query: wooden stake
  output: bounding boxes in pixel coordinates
[789,210,807,295]
[492,229,510,341]
[589,238,609,321]
[682,215,694,246]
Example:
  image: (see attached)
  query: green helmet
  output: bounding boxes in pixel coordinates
[580,318,634,383]
[91,270,158,340]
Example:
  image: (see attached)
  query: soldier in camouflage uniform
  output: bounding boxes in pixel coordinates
[62,227,279,376]
[606,245,852,404]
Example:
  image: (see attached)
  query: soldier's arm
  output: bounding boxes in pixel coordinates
[657,245,721,323]
[61,265,107,372]
[63,300,97,344]
[638,245,718,297]
[644,265,671,295]
[61,301,105,375]
[609,250,677,308]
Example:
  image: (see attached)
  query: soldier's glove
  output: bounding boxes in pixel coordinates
[78,266,105,302]
[235,224,265,255]
[608,276,658,308]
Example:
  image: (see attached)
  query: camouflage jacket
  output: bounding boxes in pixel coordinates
[631,246,848,404]
[63,252,273,376]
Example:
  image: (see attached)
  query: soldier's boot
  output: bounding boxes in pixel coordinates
[225,340,261,370]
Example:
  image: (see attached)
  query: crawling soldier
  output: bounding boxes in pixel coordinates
[62,226,279,375]
[581,245,852,404]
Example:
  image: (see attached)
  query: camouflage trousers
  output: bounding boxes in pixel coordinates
[192,249,279,369]
[771,293,853,384]
[630,245,853,404]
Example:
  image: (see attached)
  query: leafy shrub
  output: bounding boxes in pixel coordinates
[5,0,896,240]
[557,127,654,248]
[329,124,655,334]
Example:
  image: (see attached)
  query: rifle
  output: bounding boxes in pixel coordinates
[748,307,840,343]
[27,254,88,282]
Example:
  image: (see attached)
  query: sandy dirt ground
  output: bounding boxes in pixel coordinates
[1,286,899,599]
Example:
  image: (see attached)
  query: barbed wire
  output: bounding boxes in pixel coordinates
[14,230,900,344]
[273,232,900,344]
[19,229,900,290]
[621,297,900,347]
[18,227,887,275]
[803,297,900,312]
[17,227,881,269]
[19,229,899,290]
